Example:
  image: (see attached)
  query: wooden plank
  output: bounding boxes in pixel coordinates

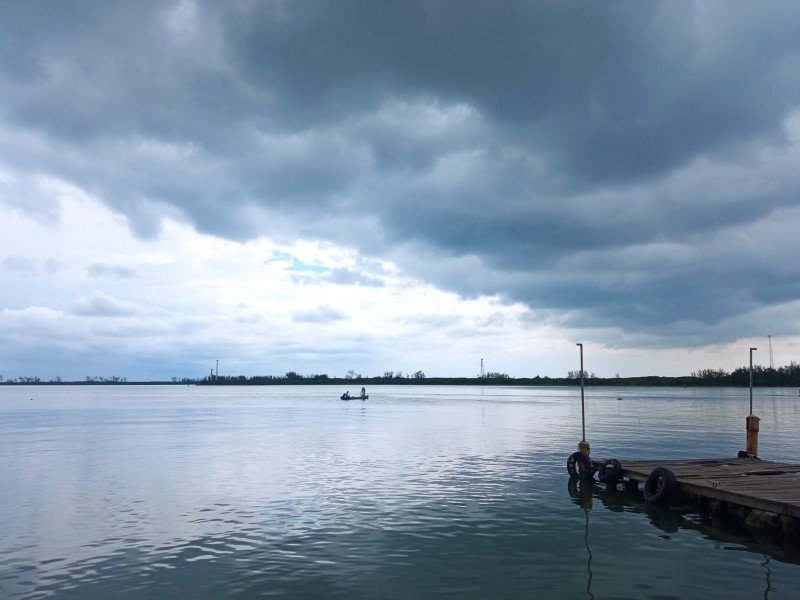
[617,457,800,519]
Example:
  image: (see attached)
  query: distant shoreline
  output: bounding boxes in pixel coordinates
[3,375,800,387]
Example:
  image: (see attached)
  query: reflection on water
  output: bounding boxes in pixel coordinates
[1,385,800,599]
[568,477,799,600]
[584,508,594,600]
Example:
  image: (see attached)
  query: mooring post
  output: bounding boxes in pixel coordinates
[578,439,591,457]
[746,415,760,457]
[746,346,759,457]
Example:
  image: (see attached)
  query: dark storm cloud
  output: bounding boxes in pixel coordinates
[1,0,800,346]
[224,1,800,181]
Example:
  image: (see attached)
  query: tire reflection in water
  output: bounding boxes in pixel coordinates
[567,476,794,600]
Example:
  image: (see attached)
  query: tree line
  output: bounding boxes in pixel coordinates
[690,362,800,386]
[3,362,800,386]
[197,362,800,387]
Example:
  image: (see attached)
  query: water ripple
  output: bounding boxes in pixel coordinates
[2,386,800,598]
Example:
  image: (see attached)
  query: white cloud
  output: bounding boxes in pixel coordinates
[72,291,142,317]
[292,304,348,323]
[0,192,568,379]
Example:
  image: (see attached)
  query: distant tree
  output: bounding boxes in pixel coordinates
[413,370,426,379]
[284,371,303,380]
[567,370,595,379]
[382,371,394,379]
[691,368,729,380]
[345,370,356,379]
[485,372,510,379]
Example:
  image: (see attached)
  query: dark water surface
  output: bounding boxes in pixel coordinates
[2,385,800,599]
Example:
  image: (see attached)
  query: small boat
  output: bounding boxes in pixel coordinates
[341,394,368,400]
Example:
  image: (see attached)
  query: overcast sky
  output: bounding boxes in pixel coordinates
[2,1,800,381]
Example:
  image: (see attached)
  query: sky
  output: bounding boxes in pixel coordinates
[1,1,800,382]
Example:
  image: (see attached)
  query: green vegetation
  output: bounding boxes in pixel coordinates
[691,362,800,387]
[195,362,800,387]
[3,362,800,386]
[197,372,690,386]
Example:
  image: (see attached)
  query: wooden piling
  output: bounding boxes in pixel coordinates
[746,415,760,457]
[578,440,590,456]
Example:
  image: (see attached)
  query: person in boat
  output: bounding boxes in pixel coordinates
[344,391,350,398]
[361,387,366,398]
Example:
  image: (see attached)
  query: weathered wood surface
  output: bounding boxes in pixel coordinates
[621,458,800,518]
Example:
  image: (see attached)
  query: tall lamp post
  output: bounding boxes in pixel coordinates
[576,343,590,459]
[746,347,760,458]
[577,343,585,442]
[749,347,757,415]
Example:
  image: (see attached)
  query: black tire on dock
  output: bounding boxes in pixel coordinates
[598,459,622,485]
[737,450,749,458]
[643,467,677,504]
[567,451,593,480]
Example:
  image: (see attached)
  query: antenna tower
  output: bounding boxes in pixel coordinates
[216,360,219,378]
[768,336,774,369]
[480,358,484,378]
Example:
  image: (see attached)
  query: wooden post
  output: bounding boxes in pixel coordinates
[746,415,760,457]
[578,440,591,456]
[577,440,591,480]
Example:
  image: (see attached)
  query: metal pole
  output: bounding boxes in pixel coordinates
[577,343,585,441]
[768,335,774,369]
[749,347,757,415]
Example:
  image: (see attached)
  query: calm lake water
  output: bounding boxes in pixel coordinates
[2,384,800,599]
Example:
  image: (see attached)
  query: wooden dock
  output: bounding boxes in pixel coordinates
[620,457,800,520]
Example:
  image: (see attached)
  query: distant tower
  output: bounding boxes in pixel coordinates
[768,336,774,369]
[480,358,484,378]
[216,360,219,378]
